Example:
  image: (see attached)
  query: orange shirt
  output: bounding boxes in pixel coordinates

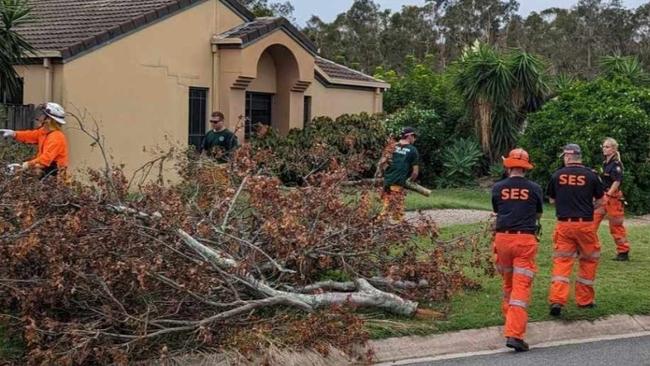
[15,127,69,169]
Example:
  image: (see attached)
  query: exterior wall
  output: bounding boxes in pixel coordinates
[13,62,64,107]
[247,51,276,94]
[60,0,246,178]
[306,80,383,119]
[15,65,46,105]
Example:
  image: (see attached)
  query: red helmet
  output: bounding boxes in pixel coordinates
[502,148,534,170]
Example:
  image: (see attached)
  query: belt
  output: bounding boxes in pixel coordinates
[558,217,593,222]
[496,229,537,235]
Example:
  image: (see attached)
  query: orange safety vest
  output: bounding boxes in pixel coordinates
[15,127,69,169]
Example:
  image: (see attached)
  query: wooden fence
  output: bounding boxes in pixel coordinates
[0,104,35,130]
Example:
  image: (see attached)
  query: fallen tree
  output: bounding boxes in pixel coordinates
[0,124,493,364]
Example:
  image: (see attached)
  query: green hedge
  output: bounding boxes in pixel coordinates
[521,78,650,214]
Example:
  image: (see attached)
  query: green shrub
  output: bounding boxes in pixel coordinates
[489,162,505,179]
[384,105,446,183]
[521,78,650,214]
[436,138,483,188]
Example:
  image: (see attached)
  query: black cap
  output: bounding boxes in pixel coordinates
[560,143,582,157]
[401,127,417,138]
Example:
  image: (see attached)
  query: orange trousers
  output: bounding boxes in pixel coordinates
[380,185,406,221]
[549,222,600,306]
[494,233,538,340]
[594,192,630,254]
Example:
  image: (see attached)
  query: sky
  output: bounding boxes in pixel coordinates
[291,0,647,26]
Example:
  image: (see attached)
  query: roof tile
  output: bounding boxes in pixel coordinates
[15,0,254,59]
[315,57,383,84]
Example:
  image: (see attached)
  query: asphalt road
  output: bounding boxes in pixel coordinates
[405,335,650,366]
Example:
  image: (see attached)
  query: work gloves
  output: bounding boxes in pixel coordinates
[5,163,28,175]
[0,129,16,138]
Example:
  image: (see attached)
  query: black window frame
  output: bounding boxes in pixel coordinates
[245,92,273,139]
[188,87,208,149]
[303,95,312,126]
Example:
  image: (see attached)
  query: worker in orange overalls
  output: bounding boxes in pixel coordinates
[594,137,630,261]
[547,144,604,317]
[1,102,70,180]
[491,148,543,352]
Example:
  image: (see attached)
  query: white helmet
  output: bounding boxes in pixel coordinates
[42,102,66,125]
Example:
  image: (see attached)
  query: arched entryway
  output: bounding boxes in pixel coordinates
[245,44,306,137]
[245,44,309,135]
[216,29,314,140]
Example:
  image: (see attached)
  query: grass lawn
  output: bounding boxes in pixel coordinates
[405,188,493,211]
[368,189,650,339]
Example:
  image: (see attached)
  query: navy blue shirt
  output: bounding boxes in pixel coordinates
[547,164,604,219]
[492,177,544,232]
[601,159,623,190]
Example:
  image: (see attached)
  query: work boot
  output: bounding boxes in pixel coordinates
[578,303,596,309]
[613,252,629,261]
[506,337,530,352]
[550,303,562,317]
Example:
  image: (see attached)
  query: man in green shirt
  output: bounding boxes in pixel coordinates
[379,127,420,220]
[200,111,238,162]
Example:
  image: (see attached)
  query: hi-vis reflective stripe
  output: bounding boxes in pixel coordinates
[513,267,535,278]
[609,217,625,225]
[553,251,578,258]
[615,237,628,244]
[509,299,528,308]
[580,251,601,260]
[552,275,570,283]
[496,265,513,273]
[577,277,595,286]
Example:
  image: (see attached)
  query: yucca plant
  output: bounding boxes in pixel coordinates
[436,138,483,188]
[509,51,550,115]
[553,73,576,93]
[0,0,34,101]
[600,55,650,85]
[455,43,549,161]
[455,42,513,160]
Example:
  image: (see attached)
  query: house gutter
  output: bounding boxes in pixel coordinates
[43,58,52,102]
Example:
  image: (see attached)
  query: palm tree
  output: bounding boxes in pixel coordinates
[0,0,34,103]
[455,42,548,160]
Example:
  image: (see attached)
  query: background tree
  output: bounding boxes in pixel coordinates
[301,0,649,79]
[432,0,519,66]
[237,0,294,19]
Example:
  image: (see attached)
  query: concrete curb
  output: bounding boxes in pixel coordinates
[370,314,650,365]
[159,315,650,365]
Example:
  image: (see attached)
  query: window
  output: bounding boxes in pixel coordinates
[188,87,208,149]
[1,78,24,105]
[245,92,273,139]
[303,96,312,126]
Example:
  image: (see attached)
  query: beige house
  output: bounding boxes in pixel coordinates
[11,0,389,175]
